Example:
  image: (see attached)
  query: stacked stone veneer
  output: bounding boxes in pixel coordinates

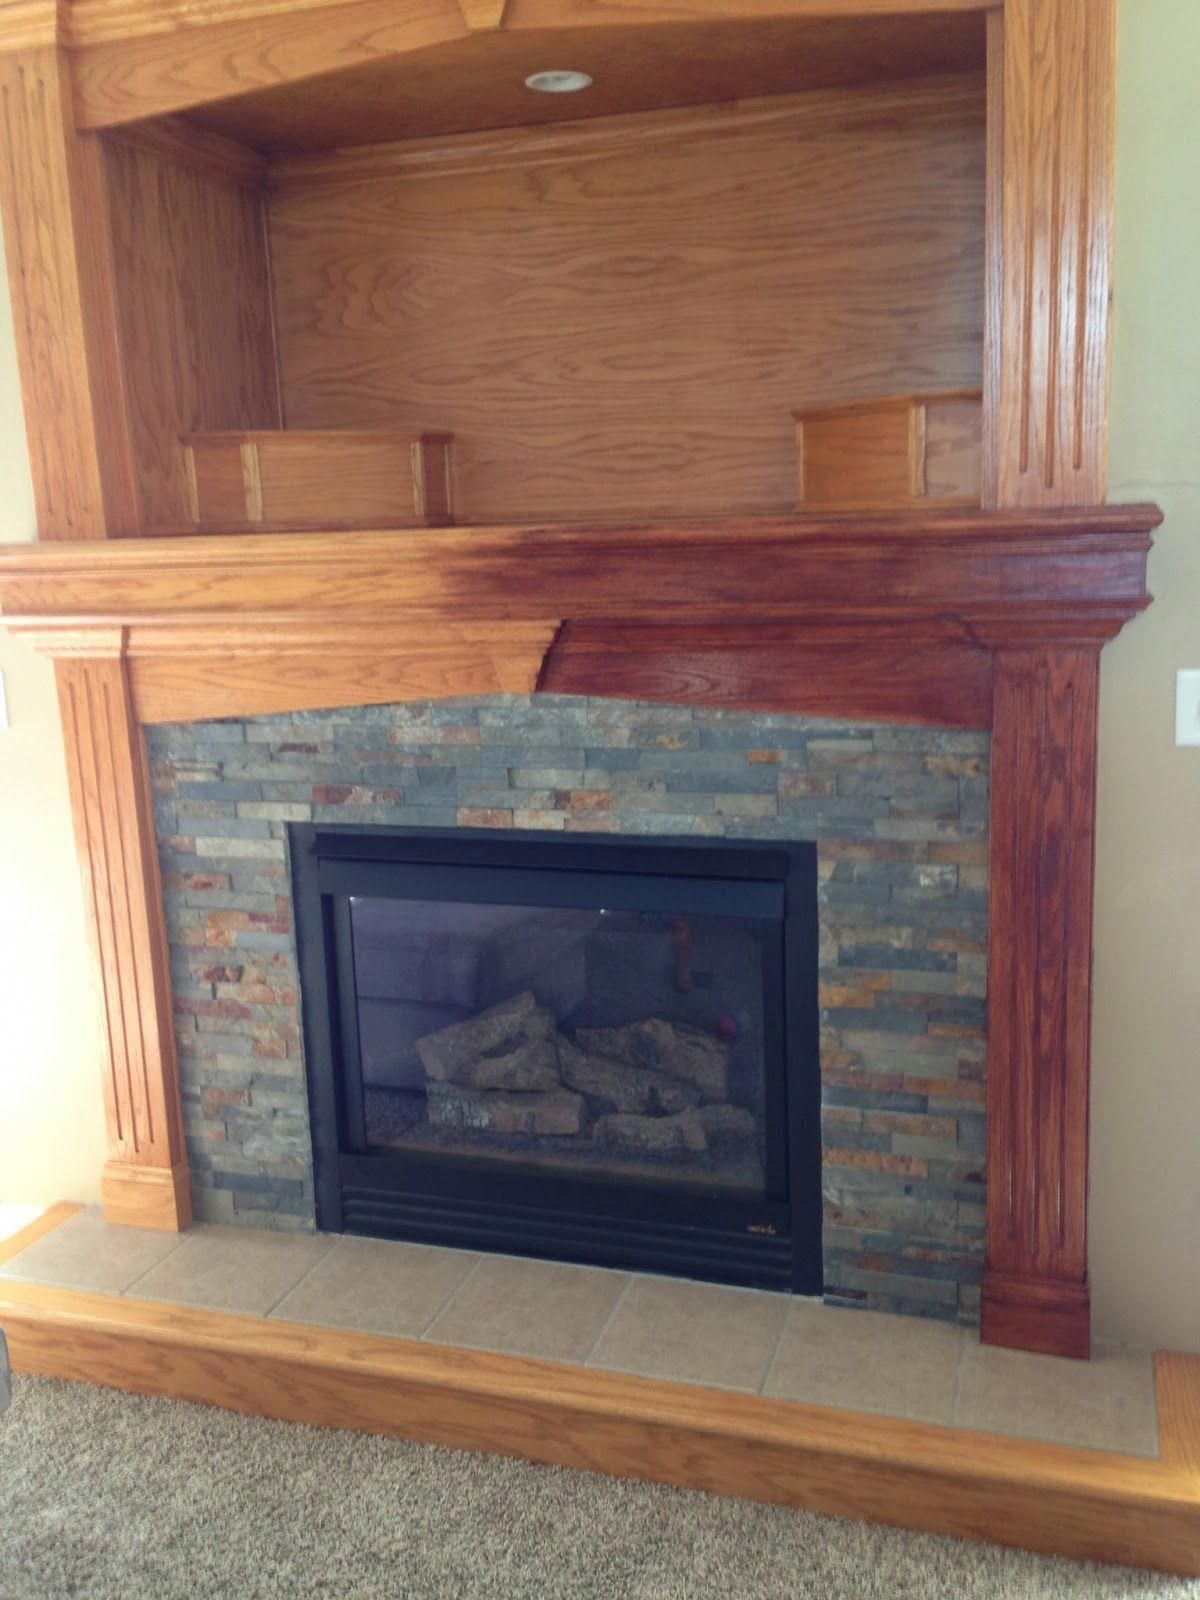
[147,695,989,1324]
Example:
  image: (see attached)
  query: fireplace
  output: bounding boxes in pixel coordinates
[292,825,822,1292]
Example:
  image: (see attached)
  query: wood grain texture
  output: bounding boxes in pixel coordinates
[794,392,981,511]
[183,429,455,531]
[1,1277,1199,1575]
[124,619,562,721]
[0,0,62,52]
[457,0,506,27]
[982,646,1100,1358]
[57,0,993,54]
[1158,1354,1200,1482]
[540,621,994,731]
[0,47,140,538]
[102,130,280,534]
[988,0,1116,507]
[71,0,469,129]
[188,16,985,154]
[54,646,190,1231]
[267,79,985,526]
[0,508,1159,634]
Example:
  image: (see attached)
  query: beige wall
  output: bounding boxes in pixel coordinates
[1091,0,1200,1353]
[0,0,1196,1348]
[0,231,108,1207]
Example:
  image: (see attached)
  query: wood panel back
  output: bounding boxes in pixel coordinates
[102,131,280,533]
[268,79,985,526]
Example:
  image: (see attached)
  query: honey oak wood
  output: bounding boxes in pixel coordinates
[794,392,982,511]
[1158,1354,1200,1481]
[125,619,562,721]
[1,1270,1198,1575]
[457,0,506,27]
[0,1203,83,1267]
[183,429,454,532]
[982,646,1101,1357]
[267,79,984,526]
[987,0,1115,506]
[102,128,280,534]
[0,0,61,52]
[71,0,470,131]
[186,15,985,154]
[54,643,191,1231]
[0,47,140,538]
[42,0,995,55]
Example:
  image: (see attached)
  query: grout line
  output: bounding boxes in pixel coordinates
[120,1236,190,1298]
[580,1272,634,1367]
[419,1254,484,1342]
[261,1233,337,1319]
[757,1296,796,1397]
[949,1324,971,1427]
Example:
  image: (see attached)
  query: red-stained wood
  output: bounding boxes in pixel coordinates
[982,646,1100,1357]
[540,621,994,730]
[0,507,1160,636]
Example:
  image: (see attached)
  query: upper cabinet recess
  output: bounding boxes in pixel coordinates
[0,0,1118,540]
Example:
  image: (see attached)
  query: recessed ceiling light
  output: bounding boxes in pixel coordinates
[524,70,594,95]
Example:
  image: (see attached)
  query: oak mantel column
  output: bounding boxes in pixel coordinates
[0,42,140,538]
[53,635,190,1230]
[982,646,1099,1358]
[984,0,1116,507]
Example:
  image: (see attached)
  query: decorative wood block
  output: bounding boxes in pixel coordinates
[183,429,455,531]
[794,392,982,511]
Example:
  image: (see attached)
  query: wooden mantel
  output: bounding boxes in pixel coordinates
[0,0,1157,1360]
[0,504,1162,1361]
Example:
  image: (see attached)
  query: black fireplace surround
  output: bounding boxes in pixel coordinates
[293,825,822,1293]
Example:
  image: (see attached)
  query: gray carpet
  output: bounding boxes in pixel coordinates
[1,1377,1197,1600]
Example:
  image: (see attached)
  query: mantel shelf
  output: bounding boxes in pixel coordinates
[0,504,1161,628]
[0,505,1160,731]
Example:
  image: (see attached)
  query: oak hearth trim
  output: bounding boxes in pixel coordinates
[1,1206,1199,1577]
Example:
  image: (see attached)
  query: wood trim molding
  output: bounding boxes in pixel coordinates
[0,508,1159,632]
[1,1271,1198,1575]
[70,0,471,130]
[985,0,1116,507]
[456,0,506,28]
[0,46,140,537]
[54,641,190,1230]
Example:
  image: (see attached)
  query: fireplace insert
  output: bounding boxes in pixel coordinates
[293,826,821,1292]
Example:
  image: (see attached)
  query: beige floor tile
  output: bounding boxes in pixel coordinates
[0,1207,183,1295]
[588,1274,787,1392]
[270,1236,480,1337]
[953,1339,1159,1456]
[127,1224,333,1316]
[762,1300,965,1423]
[423,1254,628,1363]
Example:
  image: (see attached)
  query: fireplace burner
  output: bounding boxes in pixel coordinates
[293,826,821,1292]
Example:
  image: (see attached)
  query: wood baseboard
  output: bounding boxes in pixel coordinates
[981,1270,1091,1359]
[100,1161,192,1231]
[0,1255,1197,1576]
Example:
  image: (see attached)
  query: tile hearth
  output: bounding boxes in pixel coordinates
[0,1209,1159,1458]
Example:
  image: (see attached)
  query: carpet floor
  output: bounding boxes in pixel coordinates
[1,1376,1198,1600]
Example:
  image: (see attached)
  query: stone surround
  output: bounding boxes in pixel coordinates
[147,696,989,1324]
